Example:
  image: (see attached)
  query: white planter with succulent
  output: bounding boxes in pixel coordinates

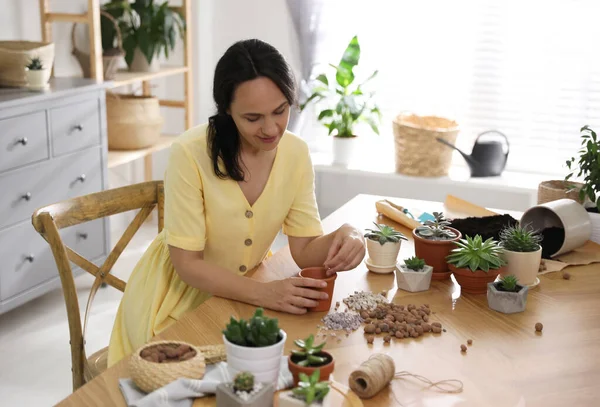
[278,370,331,407]
[487,275,529,314]
[397,256,433,292]
[300,36,381,167]
[363,223,407,273]
[24,57,50,90]
[499,224,542,286]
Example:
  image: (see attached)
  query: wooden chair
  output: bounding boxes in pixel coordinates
[31,181,164,392]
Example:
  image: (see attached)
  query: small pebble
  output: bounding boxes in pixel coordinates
[460,344,467,352]
[375,328,382,334]
[535,322,543,332]
[563,272,571,280]
[322,312,363,331]
[467,339,473,345]
[443,329,447,332]
[366,335,375,344]
[383,335,391,343]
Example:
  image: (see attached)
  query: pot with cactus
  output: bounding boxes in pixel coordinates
[396,256,433,292]
[278,370,331,407]
[287,334,334,387]
[487,275,529,314]
[447,235,507,294]
[364,223,407,273]
[24,57,50,89]
[412,212,461,280]
[222,308,287,385]
[499,223,543,286]
[216,371,275,407]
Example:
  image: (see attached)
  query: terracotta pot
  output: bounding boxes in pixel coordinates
[298,267,337,312]
[450,264,504,295]
[287,351,335,386]
[412,227,461,280]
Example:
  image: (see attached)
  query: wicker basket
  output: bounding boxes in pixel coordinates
[537,180,585,204]
[392,113,460,177]
[106,93,163,150]
[71,10,124,80]
[0,41,55,87]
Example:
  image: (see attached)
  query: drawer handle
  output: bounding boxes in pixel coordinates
[24,254,35,263]
[21,192,32,201]
[77,232,88,240]
[76,174,86,183]
[73,124,83,132]
[16,137,28,146]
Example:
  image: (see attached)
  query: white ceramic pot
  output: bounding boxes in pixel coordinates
[332,136,356,166]
[25,68,50,88]
[500,246,542,286]
[366,239,401,267]
[521,198,592,257]
[396,265,433,292]
[589,211,600,244]
[223,330,286,385]
[278,390,332,407]
[130,47,160,72]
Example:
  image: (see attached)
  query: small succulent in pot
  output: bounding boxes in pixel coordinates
[223,307,281,347]
[415,212,458,240]
[496,275,520,292]
[279,370,331,407]
[397,256,433,292]
[364,222,407,245]
[233,371,255,393]
[499,223,543,286]
[216,370,275,407]
[488,274,528,314]
[403,256,426,272]
[25,56,44,71]
[24,56,50,89]
[288,334,335,386]
[364,223,407,268]
[499,223,543,252]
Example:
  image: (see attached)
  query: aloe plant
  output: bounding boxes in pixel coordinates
[497,275,520,292]
[415,212,457,240]
[223,308,281,347]
[403,256,426,271]
[446,235,506,272]
[291,334,328,367]
[292,370,330,404]
[499,223,542,253]
[364,222,407,245]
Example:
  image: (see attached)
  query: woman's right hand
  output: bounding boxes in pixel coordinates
[258,277,329,315]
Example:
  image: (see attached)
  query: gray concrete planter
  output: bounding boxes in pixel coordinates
[396,265,433,292]
[487,282,528,314]
[216,382,275,407]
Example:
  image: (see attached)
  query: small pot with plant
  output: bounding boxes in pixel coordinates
[216,371,275,407]
[24,57,50,89]
[447,235,507,294]
[499,223,543,286]
[300,36,381,167]
[396,256,433,292]
[487,275,529,314]
[222,308,286,385]
[412,212,462,280]
[288,334,334,387]
[364,222,407,273]
[298,267,336,312]
[278,370,331,407]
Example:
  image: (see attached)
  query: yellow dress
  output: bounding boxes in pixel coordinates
[107,123,323,366]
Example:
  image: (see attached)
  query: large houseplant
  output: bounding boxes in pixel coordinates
[288,334,334,386]
[300,36,381,166]
[364,223,407,272]
[499,223,543,286]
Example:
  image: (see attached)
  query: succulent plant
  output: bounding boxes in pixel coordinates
[416,212,457,240]
[292,334,327,367]
[497,275,520,292]
[223,308,281,347]
[446,235,506,272]
[25,57,44,70]
[292,370,330,404]
[233,371,254,393]
[364,222,407,245]
[403,256,426,271]
[499,223,543,253]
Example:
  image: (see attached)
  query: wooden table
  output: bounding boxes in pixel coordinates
[57,194,600,407]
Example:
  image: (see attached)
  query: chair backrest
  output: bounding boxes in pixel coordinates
[31,180,164,391]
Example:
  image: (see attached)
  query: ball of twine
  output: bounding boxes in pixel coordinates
[348,353,464,399]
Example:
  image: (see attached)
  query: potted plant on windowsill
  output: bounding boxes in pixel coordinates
[412,212,461,280]
[499,223,543,286]
[216,371,275,407]
[278,370,331,407]
[447,235,507,294]
[300,36,381,167]
[288,334,334,387]
[24,57,50,90]
[396,256,433,292]
[222,308,286,386]
[487,275,528,314]
[364,223,407,273]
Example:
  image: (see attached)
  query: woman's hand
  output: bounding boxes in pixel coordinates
[258,277,329,315]
[323,223,366,275]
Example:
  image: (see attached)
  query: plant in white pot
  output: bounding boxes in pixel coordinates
[499,223,543,286]
[216,371,275,407]
[397,256,433,292]
[278,370,331,407]
[24,57,50,90]
[300,36,381,167]
[487,275,528,314]
[222,308,286,386]
[364,223,407,273]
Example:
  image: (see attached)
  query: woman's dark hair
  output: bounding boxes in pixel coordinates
[208,39,296,181]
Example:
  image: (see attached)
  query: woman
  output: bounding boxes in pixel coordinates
[107,39,366,366]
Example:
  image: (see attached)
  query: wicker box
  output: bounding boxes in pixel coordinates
[106,93,163,150]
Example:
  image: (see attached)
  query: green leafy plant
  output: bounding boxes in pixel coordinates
[291,334,327,367]
[364,223,407,245]
[566,125,600,211]
[233,371,254,393]
[497,275,520,293]
[223,308,281,347]
[499,223,542,253]
[292,370,330,404]
[300,36,381,138]
[403,256,426,271]
[416,212,457,240]
[446,235,506,272]
[25,57,44,71]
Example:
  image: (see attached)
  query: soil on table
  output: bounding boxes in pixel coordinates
[448,214,518,241]
[541,227,565,259]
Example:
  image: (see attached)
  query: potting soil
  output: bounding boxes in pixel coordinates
[541,227,565,259]
[448,214,518,241]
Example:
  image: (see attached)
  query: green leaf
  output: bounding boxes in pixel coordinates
[299,92,324,111]
[318,109,334,121]
[366,117,380,135]
[316,74,328,86]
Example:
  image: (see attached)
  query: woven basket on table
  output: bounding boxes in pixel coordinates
[0,41,55,87]
[392,113,460,177]
[106,93,163,150]
[71,10,124,80]
[130,341,227,393]
[537,180,585,204]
